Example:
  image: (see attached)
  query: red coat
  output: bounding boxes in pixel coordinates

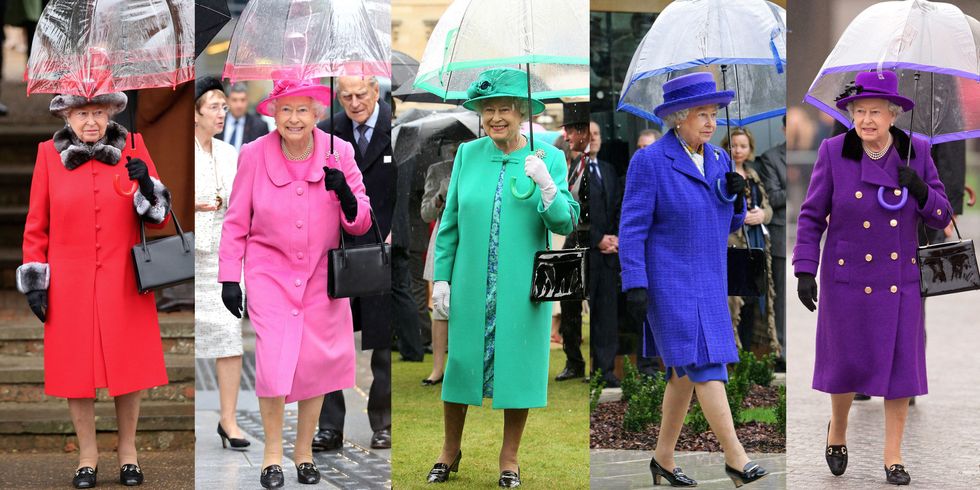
[22,133,170,398]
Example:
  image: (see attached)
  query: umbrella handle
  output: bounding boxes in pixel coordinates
[114,174,138,197]
[715,179,738,203]
[877,186,908,211]
[511,176,535,200]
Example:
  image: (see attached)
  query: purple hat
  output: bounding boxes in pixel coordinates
[834,70,914,112]
[653,72,735,119]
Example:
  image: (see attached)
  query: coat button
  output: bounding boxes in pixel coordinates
[94,188,100,193]
[863,221,871,229]
[291,309,299,316]
[865,254,872,262]
[95,262,101,268]
[296,187,304,195]
[894,188,902,196]
[911,257,917,264]
[838,259,844,266]
[890,252,898,260]
[295,220,303,228]
[95,243,101,249]
[855,191,863,199]
[936,209,942,216]
[864,286,872,294]
[890,219,897,227]
[294,279,302,287]
[890,285,898,293]
[297,252,304,259]
[95,206,101,212]
[95,224,101,231]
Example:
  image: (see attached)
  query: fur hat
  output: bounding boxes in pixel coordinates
[196,76,225,101]
[49,92,128,119]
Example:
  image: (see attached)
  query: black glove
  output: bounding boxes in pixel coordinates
[26,290,47,323]
[221,282,243,318]
[625,288,648,326]
[323,167,357,222]
[897,166,928,207]
[726,171,747,213]
[797,273,818,312]
[126,157,155,203]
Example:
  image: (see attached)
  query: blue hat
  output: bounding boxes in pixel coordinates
[653,72,735,119]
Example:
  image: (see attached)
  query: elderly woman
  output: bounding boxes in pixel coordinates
[720,127,779,355]
[795,70,950,485]
[425,68,579,487]
[17,92,172,488]
[218,79,373,488]
[619,72,768,488]
[193,77,250,451]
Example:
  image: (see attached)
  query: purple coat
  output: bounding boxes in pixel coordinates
[794,128,951,399]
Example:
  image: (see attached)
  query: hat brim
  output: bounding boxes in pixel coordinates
[835,93,914,112]
[462,94,546,116]
[257,85,333,117]
[653,90,735,119]
[49,92,128,118]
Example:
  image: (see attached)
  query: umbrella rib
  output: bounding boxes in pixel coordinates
[442,0,475,99]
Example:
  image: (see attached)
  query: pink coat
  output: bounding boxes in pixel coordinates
[218,129,372,402]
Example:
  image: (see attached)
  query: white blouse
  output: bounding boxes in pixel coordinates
[195,137,238,253]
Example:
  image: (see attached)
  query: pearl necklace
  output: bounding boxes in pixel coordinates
[863,134,892,160]
[281,137,313,161]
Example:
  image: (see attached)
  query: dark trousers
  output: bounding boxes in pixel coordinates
[589,250,619,379]
[391,245,424,361]
[737,300,758,351]
[319,348,391,433]
[772,255,786,359]
[410,249,432,346]
[559,299,584,370]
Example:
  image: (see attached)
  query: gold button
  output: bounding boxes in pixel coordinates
[936,209,942,216]
[864,286,872,294]
[890,285,898,293]
[863,221,871,229]
[855,191,863,199]
[890,252,898,260]
[838,259,845,266]
[890,219,898,227]
[865,254,873,262]
[894,188,902,196]
[911,257,917,264]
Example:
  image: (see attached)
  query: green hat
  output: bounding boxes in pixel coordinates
[461,68,545,115]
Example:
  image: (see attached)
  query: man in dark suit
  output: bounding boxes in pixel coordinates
[313,76,395,450]
[755,116,787,370]
[219,82,269,151]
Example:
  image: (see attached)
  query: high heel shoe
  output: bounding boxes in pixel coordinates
[498,467,521,488]
[296,462,320,484]
[260,465,284,488]
[72,466,97,489]
[217,422,251,450]
[724,461,768,488]
[426,450,461,483]
[884,464,910,485]
[649,456,697,486]
[119,464,143,486]
[825,421,847,476]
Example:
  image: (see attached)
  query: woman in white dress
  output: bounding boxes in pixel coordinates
[194,77,250,449]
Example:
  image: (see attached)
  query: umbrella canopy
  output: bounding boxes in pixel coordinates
[196,0,231,59]
[617,0,786,126]
[223,0,390,82]
[27,0,195,98]
[804,0,980,143]
[412,0,589,101]
[391,50,420,91]
[393,108,480,169]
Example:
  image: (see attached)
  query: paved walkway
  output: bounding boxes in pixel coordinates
[0,450,193,489]
[786,212,980,489]
[590,450,786,489]
[194,321,390,489]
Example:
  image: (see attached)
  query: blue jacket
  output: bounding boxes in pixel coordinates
[619,129,744,367]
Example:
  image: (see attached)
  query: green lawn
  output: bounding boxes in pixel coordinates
[391,324,591,489]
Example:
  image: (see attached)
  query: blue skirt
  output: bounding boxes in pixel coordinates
[663,320,729,383]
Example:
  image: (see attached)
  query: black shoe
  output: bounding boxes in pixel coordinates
[218,422,251,450]
[311,428,343,452]
[649,457,696,486]
[825,422,847,476]
[0,102,8,117]
[854,393,871,401]
[422,376,444,386]
[119,464,143,486]
[909,396,916,406]
[498,467,521,488]
[260,465,284,488]
[296,462,320,484]
[426,450,461,483]
[72,466,97,489]
[371,428,391,449]
[724,461,768,488]
[555,366,585,381]
[884,464,910,485]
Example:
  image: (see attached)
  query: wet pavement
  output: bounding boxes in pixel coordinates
[590,449,786,489]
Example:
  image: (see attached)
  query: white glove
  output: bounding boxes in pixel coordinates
[525,155,557,208]
[432,281,450,318]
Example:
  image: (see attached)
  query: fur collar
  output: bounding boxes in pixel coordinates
[53,121,128,170]
[841,125,915,162]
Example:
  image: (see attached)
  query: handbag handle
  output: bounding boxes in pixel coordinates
[139,209,190,261]
[337,209,389,265]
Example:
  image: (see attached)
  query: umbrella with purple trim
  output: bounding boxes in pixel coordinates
[804,0,980,144]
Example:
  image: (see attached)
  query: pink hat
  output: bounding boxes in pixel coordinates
[256,79,333,117]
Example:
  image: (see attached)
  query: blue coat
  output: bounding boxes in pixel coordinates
[619,129,744,367]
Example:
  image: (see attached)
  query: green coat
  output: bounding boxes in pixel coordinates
[434,136,579,408]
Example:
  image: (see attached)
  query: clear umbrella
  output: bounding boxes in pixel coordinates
[618,0,786,127]
[804,0,980,144]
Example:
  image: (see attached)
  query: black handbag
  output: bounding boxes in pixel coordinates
[727,226,767,297]
[917,213,980,297]
[131,210,194,293]
[328,210,391,299]
[530,231,589,302]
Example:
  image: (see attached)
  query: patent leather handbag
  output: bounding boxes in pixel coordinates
[328,210,391,299]
[727,226,767,297]
[917,213,979,297]
[131,210,194,293]
[530,231,589,302]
